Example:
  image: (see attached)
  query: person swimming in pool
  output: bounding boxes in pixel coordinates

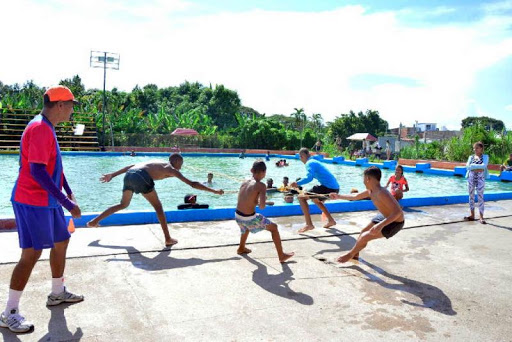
[177,194,210,210]
[278,177,290,192]
[203,172,214,185]
[87,153,224,246]
[266,178,276,189]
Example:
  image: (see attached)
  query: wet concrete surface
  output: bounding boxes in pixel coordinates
[0,201,511,341]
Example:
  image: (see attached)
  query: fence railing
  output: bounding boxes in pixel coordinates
[0,109,100,151]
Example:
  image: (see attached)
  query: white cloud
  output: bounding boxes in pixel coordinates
[482,0,512,13]
[1,1,511,130]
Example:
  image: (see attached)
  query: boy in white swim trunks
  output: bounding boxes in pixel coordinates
[235,160,294,263]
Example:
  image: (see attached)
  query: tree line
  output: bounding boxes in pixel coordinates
[0,77,389,150]
[2,77,508,162]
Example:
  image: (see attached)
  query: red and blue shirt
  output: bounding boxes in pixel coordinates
[11,115,63,208]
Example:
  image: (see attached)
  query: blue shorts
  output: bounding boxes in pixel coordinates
[12,203,70,250]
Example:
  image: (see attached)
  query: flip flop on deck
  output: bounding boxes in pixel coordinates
[463,216,475,221]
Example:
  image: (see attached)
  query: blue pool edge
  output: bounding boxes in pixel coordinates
[66,191,512,227]
[1,151,511,227]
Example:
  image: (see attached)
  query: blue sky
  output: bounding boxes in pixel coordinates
[2,0,512,129]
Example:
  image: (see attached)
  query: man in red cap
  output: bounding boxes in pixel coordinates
[1,86,83,334]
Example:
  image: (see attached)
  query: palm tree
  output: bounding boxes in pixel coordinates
[292,107,306,148]
[311,113,323,140]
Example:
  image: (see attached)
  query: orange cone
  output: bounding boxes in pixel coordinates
[68,219,75,234]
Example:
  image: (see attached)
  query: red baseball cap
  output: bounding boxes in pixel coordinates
[44,85,79,104]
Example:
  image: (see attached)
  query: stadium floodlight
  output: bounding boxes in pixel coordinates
[90,51,120,148]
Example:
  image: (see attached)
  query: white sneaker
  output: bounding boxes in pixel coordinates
[46,287,84,306]
[0,308,34,333]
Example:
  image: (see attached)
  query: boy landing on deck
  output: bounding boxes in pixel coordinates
[87,153,224,247]
[235,161,294,263]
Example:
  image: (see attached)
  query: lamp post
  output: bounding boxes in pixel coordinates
[90,51,120,149]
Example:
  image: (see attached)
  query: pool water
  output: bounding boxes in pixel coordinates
[0,154,511,217]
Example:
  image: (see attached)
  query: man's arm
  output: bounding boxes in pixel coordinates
[296,163,314,186]
[30,163,80,217]
[258,183,267,210]
[62,173,77,203]
[63,174,72,196]
[100,164,135,183]
[172,170,224,195]
[329,190,370,201]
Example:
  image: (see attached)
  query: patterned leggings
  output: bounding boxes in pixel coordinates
[468,171,485,214]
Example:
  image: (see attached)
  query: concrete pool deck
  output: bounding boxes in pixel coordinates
[0,201,511,341]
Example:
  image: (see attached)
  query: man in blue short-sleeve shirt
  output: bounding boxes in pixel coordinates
[291,148,339,233]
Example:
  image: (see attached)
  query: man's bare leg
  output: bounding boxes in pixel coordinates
[348,222,375,261]
[346,222,375,260]
[298,197,314,233]
[338,230,382,263]
[87,191,133,227]
[9,248,42,291]
[266,223,294,262]
[237,230,251,254]
[313,199,336,228]
[142,190,177,246]
[50,239,69,278]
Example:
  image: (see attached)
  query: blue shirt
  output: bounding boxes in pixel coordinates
[297,159,339,189]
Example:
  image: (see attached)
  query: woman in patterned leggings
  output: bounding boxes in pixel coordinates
[464,141,489,224]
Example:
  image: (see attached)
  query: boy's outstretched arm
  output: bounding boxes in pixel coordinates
[173,170,224,194]
[100,164,135,183]
[330,190,370,201]
[258,184,267,210]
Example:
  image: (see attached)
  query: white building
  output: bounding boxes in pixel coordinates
[416,123,437,132]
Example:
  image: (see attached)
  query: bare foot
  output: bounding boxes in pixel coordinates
[352,253,359,260]
[337,253,353,263]
[165,238,178,247]
[279,252,295,263]
[237,247,252,255]
[323,220,336,228]
[479,218,487,224]
[298,225,315,233]
[86,220,99,228]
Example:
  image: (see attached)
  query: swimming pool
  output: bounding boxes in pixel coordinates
[1,153,511,218]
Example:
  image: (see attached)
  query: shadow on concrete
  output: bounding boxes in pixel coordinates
[347,259,456,316]
[487,222,512,232]
[89,240,240,271]
[243,255,314,306]
[38,303,83,342]
[0,326,24,342]
[403,207,426,213]
[312,230,357,259]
